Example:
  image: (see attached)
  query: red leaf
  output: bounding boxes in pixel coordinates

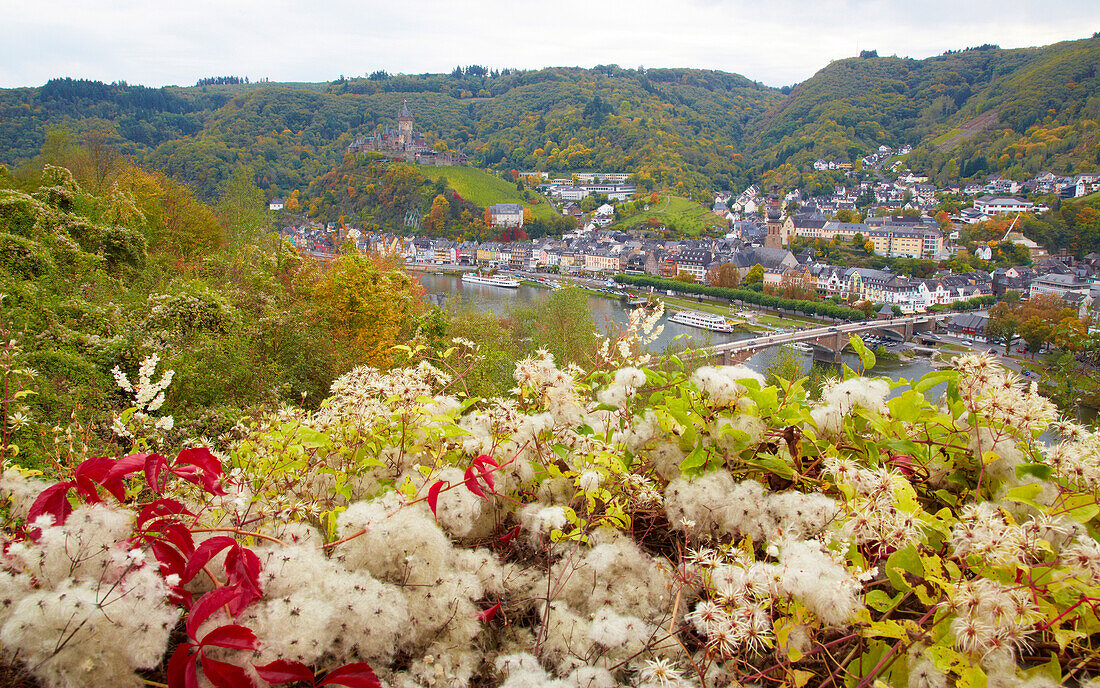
[496,525,521,545]
[137,498,192,529]
[183,536,237,582]
[463,466,486,500]
[200,653,253,688]
[200,624,259,650]
[175,448,227,495]
[426,481,445,518]
[104,453,150,483]
[27,482,74,530]
[223,546,263,614]
[144,454,169,493]
[318,663,382,688]
[167,643,198,688]
[476,462,495,493]
[160,521,197,557]
[478,602,501,622]
[255,659,316,684]
[474,454,498,468]
[74,457,124,501]
[151,540,188,578]
[187,587,240,640]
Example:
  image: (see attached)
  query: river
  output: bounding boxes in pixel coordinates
[416,273,938,383]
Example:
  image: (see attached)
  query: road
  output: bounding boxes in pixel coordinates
[704,314,950,356]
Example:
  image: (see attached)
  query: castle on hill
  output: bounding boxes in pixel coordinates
[347,101,468,166]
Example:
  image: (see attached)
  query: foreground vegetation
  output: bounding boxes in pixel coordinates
[3,301,1100,687]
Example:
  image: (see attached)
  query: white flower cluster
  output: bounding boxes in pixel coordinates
[690,365,764,407]
[112,353,174,412]
[111,354,176,440]
[0,505,179,688]
[811,377,890,436]
[686,538,866,657]
[956,354,1056,435]
[1046,420,1100,490]
[597,302,664,368]
[949,577,1040,661]
[596,367,647,409]
[951,503,1074,567]
[665,470,839,542]
[825,458,923,552]
[513,349,586,427]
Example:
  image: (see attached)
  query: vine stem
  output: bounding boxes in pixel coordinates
[321,527,366,549]
[190,528,287,546]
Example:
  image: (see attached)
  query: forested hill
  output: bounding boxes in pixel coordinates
[749,36,1100,181]
[0,68,783,202]
[1,35,1099,201]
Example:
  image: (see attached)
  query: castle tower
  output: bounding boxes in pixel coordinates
[764,184,785,250]
[397,100,414,146]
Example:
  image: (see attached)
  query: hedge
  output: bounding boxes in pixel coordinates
[613,274,866,321]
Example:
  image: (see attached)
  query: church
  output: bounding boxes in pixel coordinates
[346,102,468,166]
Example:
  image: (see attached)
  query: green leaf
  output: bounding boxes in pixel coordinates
[1060,493,1100,523]
[679,446,707,476]
[957,666,988,688]
[913,369,955,393]
[1005,482,1044,508]
[1015,463,1053,480]
[865,589,897,613]
[885,545,922,592]
[849,334,876,371]
[296,427,329,449]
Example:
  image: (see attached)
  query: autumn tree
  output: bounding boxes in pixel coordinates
[743,263,765,286]
[675,270,696,283]
[286,189,301,212]
[706,263,740,288]
[1019,317,1051,356]
[217,166,267,245]
[311,249,424,367]
[1052,316,1087,352]
[986,302,1021,354]
[426,194,450,234]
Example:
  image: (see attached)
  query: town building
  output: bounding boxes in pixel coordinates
[489,204,524,228]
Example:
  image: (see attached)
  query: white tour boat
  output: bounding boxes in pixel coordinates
[461,273,520,288]
[789,342,813,353]
[667,309,735,333]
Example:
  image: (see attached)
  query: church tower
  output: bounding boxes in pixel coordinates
[764,184,785,249]
[397,101,414,146]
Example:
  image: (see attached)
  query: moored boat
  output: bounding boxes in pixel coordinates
[667,309,734,333]
[461,273,520,288]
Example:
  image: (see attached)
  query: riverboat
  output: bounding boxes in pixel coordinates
[461,273,520,288]
[789,342,813,353]
[667,309,734,333]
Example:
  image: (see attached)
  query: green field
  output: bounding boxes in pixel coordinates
[421,166,559,222]
[612,195,724,236]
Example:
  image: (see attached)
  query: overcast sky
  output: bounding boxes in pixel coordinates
[3,0,1097,89]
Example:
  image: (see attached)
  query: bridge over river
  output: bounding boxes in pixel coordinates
[699,313,951,364]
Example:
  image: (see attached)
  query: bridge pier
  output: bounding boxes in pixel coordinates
[812,347,841,364]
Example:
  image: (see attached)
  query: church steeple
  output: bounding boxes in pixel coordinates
[397,100,414,145]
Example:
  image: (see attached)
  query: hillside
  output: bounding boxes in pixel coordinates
[419,166,559,222]
[612,195,724,236]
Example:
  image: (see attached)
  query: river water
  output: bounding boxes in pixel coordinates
[416,273,937,384]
